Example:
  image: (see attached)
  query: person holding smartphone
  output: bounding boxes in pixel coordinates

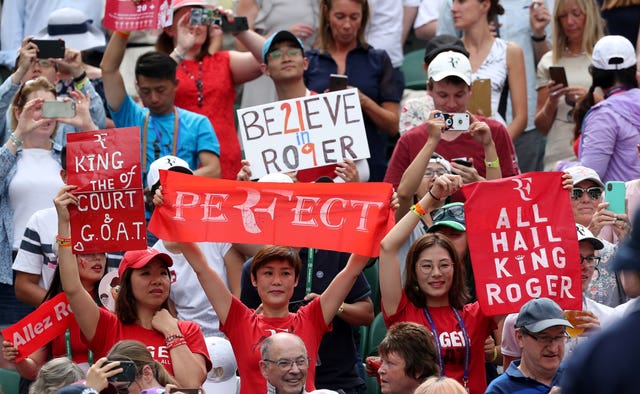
[533,0,604,170]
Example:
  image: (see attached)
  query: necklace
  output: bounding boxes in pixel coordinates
[563,46,585,57]
[180,61,204,107]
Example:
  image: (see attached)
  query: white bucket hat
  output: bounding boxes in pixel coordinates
[35,8,105,51]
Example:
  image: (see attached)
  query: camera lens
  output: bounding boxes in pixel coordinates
[608,184,612,191]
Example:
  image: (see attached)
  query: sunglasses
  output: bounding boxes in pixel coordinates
[430,203,465,222]
[571,187,603,201]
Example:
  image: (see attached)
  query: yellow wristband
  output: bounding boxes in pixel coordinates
[491,347,498,362]
[336,303,345,315]
[485,158,500,168]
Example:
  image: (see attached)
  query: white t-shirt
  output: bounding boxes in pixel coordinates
[365,0,404,67]
[153,241,232,337]
[8,149,63,249]
[12,207,58,289]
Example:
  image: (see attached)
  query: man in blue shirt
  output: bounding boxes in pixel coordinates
[486,298,571,394]
[100,30,220,185]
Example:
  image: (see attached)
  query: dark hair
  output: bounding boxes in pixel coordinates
[573,65,638,140]
[156,8,212,62]
[115,263,172,324]
[427,76,469,90]
[318,0,370,52]
[484,0,505,22]
[135,51,178,81]
[107,340,177,386]
[378,322,440,382]
[404,233,469,309]
[60,146,67,170]
[250,246,301,280]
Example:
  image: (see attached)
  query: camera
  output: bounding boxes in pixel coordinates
[189,8,222,27]
[434,113,470,131]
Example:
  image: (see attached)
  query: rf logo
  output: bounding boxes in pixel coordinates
[449,56,459,68]
[512,177,533,201]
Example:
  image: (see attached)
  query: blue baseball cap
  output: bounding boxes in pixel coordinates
[262,30,304,62]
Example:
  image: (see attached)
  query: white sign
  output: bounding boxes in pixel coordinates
[237,88,370,179]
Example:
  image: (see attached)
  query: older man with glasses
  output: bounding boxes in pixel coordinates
[487,298,572,394]
[259,332,338,394]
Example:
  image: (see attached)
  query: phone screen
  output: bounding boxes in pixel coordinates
[42,101,76,118]
[329,74,348,91]
[549,66,568,87]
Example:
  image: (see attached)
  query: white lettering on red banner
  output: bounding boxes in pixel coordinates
[461,172,581,315]
[67,127,147,253]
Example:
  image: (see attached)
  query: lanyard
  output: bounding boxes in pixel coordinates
[604,86,628,99]
[423,306,471,389]
[142,107,180,173]
[65,328,93,365]
[305,248,314,295]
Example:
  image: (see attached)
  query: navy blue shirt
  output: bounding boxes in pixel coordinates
[304,46,401,182]
[240,248,371,391]
[485,360,562,394]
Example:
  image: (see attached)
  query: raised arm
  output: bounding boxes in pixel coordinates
[396,113,442,221]
[178,242,233,324]
[229,30,265,84]
[505,43,528,140]
[380,175,462,316]
[54,185,101,342]
[100,32,129,112]
[319,253,371,325]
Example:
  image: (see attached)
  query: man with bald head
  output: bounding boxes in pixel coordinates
[259,332,338,394]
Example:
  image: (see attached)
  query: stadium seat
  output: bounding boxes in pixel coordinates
[401,49,427,90]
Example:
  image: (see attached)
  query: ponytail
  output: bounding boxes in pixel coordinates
[573,85,597,141]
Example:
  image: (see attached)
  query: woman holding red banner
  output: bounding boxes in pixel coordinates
[379,174,499,394]
[1,251,106,392]
[52,185,211,388]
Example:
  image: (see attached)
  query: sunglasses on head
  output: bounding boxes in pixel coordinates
[571,187,603,201]
[430,203,465,222]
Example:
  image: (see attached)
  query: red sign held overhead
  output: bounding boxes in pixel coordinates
[103,0,173,32]
[67,127,147,253]
[149,172,395,257]
[462,172,582,316]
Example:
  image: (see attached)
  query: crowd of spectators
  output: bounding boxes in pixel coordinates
[1,0,640,393]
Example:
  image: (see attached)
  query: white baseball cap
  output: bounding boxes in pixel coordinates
[576,224,604,250]
[427,51,472,86]
[592,35,637,70]
[146,155,193,188]
[202,337,239,394]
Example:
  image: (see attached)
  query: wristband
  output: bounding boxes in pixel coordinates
[115,31,131,39]
[428,189,441,201]
[411,202,427,216]
[172,49,186,62]
[166,338,187,351]
[73,71,87,83]
[165,334,184,344]
[485,158,500,168]
[9,133,23,148]
[336,303,345,316]
[491,347,498,362]
[56,235,72,247]
[531,34,546,42]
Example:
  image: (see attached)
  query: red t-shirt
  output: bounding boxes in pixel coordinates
[384,294,495,394]
[384,116,520,193]
[220,296,330,394]
[52,319,90,363]
[174,52,241,180]
[85,308,211,376]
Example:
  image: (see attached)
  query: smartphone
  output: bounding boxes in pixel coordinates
[435,113,470,131]
[468,78,492,117]
[42,101,76,118]
[30,39,65,59]
[452,157,473,167]
[221,16,249,32]
[549,66,568,87]
[169,389,202,394]
[605,181,626,215]
[104,360,137,383]
[329,74,348,91]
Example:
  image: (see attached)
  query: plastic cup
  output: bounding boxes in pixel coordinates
[564,310,588,337]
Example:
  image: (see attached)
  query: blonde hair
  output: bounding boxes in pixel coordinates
[415,376,468,394]
[551,0,604,63]
[10,76,57,131]
[317,0,370,52]
[28,357,84,394]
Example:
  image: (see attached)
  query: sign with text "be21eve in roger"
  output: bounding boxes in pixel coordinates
[66,127,147,254]
[237,88,370,180]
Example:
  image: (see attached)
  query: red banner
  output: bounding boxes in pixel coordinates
[149,172,395,257]
[67,128,147,253]
[1,294,73,362]
[462,172,581,316]
[103,0,173,31]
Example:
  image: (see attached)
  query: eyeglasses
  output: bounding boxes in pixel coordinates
[571,187,603,201]
[430,203,465,222]
[424,168,448,178]
[417,261,453,274]
[263,357,309,371]
[523,330,569,346]
[34,59,54,68]
[267,47,303,60]
[580,255,601,267]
